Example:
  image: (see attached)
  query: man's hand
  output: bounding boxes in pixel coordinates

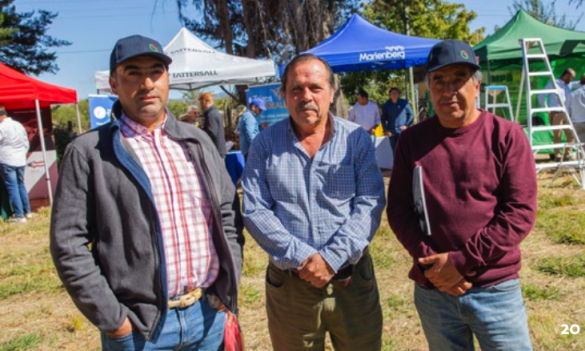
[419,253,465,292]
[106,317,132,338]
[368,127,376,135]
[400,126,407,131]
[298,253,335,288]
[385,131,392,138]
[446,278,472,296]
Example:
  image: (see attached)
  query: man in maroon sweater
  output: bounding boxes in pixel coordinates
[387,39,537,351]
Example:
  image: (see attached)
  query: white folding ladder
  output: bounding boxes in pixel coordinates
[484,85,515,122]
[520,38,584,188]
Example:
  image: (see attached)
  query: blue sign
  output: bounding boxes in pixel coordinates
[246,83,288,128]
[89,95,118,129]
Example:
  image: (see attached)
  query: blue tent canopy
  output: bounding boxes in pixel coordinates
[299,14,440,73]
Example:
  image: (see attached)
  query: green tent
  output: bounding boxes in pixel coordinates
[426,10,585,121]
[474,9,585,71]
[472,10,585,155]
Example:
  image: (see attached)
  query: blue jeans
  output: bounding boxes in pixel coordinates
[0,164,30,218]
[101,296,226,351]
[414,279,532,351]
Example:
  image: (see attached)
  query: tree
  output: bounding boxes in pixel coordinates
[0,0,71,75]
[342,0,484,109]
[509,0,582,30]
[174,0,361,61]
[172,0,361,115]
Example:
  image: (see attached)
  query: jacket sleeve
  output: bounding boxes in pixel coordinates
[405,102,415,127]
[387,131,438,261]
[220,162,244,290]
[449,127,537,275]
[318,129,386,271]
[50,144,128,333]
[204,110,221,145]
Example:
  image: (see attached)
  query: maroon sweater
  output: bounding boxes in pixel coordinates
[387,111,537,288]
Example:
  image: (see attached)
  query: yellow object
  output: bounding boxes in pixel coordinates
[374,124,384,137]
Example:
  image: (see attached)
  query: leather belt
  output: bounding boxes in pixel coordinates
[168,288,202,309]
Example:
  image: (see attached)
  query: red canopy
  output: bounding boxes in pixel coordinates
[0,62,77,110]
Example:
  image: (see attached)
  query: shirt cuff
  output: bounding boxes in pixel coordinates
[319,249,349,273]
[449,249,477,276]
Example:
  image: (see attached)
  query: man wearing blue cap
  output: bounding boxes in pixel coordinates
[50,34,243,350]
[387,39,536,351]
[237,98,265,159]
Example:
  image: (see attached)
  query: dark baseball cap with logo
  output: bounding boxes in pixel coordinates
[110,35,173,74]
[425,39,480,74]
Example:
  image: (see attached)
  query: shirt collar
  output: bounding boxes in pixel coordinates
[119,111,167,137]
[287,112,336,142]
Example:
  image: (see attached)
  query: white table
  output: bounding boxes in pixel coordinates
[374,136,394,169]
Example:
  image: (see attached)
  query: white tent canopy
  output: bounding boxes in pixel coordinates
[95,28,277,92]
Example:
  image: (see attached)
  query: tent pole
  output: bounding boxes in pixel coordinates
[34,99,53,206]
[516,68,526,124]
[75,103,82,134]
[408,67,417,121]
[487,60,492,85]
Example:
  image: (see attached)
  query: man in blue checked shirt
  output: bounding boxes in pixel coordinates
[242,54,386,351]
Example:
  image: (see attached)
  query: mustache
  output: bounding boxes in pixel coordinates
[297,102,319,112]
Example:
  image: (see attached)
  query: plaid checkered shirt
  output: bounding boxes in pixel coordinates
[119,113,219,298]
[242,114,386,272]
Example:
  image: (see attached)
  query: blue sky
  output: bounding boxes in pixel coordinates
[12,0,585,101]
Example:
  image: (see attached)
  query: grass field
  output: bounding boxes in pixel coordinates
[1,171,585,350]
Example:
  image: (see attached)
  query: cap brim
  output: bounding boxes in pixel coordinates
[111,52,173,73]
[426,61,480,74]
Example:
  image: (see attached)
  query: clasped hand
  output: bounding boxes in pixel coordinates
[419,253,475,296]
[298,253,335,288]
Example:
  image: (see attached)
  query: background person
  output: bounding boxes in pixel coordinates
[50,34,243,351]
[348,88,380,135]
[0,106,31,223]
[387,39,537,351]
[381,87,414,151]
[238,98,265,159]
[178,105,199,124]
[568,73,585,146]
[242,54,385,351]
[200,92,227,158]
[538,68,578,161]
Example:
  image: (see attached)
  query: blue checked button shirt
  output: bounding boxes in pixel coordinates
[242,114,386,272]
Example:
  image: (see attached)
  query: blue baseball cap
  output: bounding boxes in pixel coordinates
[250,98,267,111]
[425,39,480,74]
[110,35,172,74]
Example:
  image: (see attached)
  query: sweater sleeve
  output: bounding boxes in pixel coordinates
[449,127,538,275]
[387,131,438,260]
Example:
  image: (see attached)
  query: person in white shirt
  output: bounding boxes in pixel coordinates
[538,68,578,161]
[0,106,31,223]
[568,74,585,146]
[348,89,380,135]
